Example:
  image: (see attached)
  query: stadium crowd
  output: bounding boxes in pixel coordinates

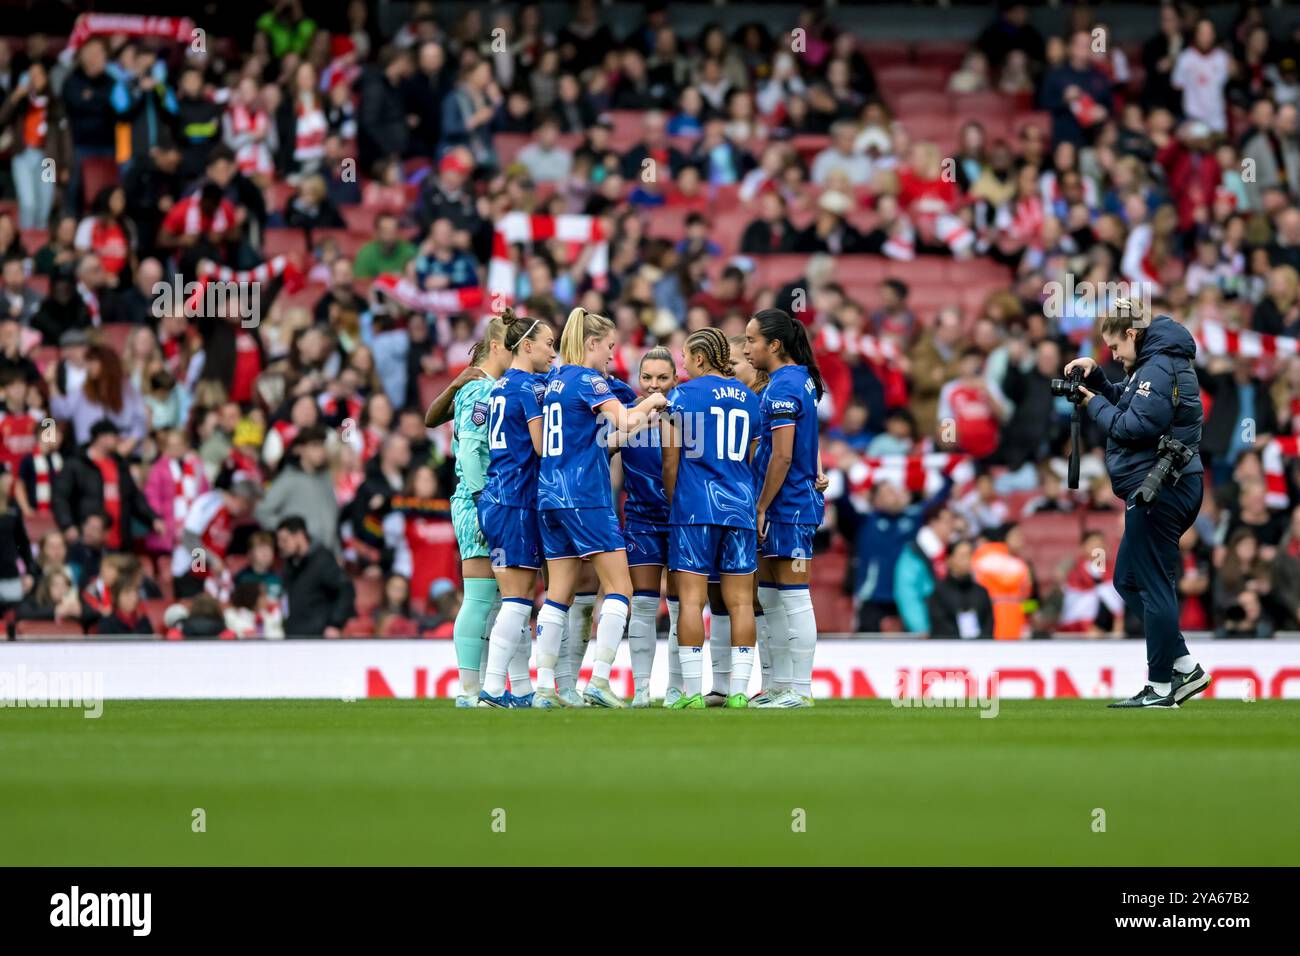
[0,0,1299,639]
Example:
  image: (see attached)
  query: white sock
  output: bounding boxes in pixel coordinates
[629,592,659,691]
[508,622,533,695]
[534,600,569,691]
[483,598,531,697]
[1150,681,1172,697]
[781,586,817,698]
[755,607,770,689]
[591,595,629,684]
[678,644,703,696]
[709,612,731,694]
[758,585,791,690]
[473,602,498,692]
[570,635,589,689]
[560,593,596,691]
[556,626,572,690]
[730,645,755,696]
[667,597,681,690]
[1172,655,1196,674]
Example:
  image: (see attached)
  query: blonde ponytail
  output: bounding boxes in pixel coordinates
[470,310,510,367]
[559,306,615,366]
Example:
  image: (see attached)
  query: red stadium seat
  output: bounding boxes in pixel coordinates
[14,619,86,639]
[141,599,170,635]
[263,228,307,259]
[343,615,375,638]
[914,41,970,72]
[342,205,381,233]
[418,372,453,414]
[861,41,913,69]
[353,576,383,616]
[96,323,134,354]
[894,90,952,116]
[606,110,648,152]
[25,345,58,374]
[877,65,948,98]
[24,510,58,544]
[80,156,119,209]
[951,91,1019,118]
[494,133,531,168]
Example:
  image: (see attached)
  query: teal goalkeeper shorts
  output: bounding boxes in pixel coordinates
[452,495,490,560]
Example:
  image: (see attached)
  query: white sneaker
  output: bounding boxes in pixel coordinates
[663,687,683,708]
[532,688,564,709]
[631,686,652,708]
[583,677,626,709]
[749,689,774,706]
[454,694,478,709]
[755,689,805,709]
[557,687,586,708]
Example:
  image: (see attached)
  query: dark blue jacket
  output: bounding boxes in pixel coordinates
[851,477,952,603]
[1085,316,1204,498]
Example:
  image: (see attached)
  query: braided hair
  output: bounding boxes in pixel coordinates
[685,328,734,376]
[752,308,825,400]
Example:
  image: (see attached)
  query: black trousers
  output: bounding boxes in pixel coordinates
[1112,472,1203,683]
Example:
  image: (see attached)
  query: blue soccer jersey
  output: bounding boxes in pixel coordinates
[621,427,668,525]
[753,364,824,525]
[479,366,546,507]
[665,375,759,529]
[537,365,622,511]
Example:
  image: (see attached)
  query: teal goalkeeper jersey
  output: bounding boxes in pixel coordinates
[452,376,495,501]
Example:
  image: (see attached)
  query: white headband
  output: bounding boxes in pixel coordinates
[512,319,541,351]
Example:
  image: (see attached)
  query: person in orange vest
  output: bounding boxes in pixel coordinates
[972,525,1033,639]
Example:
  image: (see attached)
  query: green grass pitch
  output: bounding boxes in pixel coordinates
[2,699,1296,866]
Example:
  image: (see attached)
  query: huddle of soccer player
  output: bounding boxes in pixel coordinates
[433,304,826,709]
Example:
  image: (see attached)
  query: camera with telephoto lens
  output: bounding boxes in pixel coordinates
[1050,366,1087,405]
[1134,436,1195,507]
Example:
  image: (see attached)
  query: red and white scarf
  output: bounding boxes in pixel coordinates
[229,103,272,176]
[371,274,484,315]
[1262,436,1300,510]
[487,212,608,307]
[294,96,327,165]
[319,393,364,424]
[77,281,100,326]
[170,455,202,523]
[845,453,974,501]
[813,325,904,364]
[65,14,194,57]
[1198,320,1300,360]
[183,255,304,313]
[31,452,62,511]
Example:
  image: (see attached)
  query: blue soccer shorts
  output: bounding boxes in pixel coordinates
[670,524,758,577]
[540,507,626,560]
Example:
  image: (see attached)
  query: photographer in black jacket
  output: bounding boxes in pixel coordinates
[1065,306,1210,708]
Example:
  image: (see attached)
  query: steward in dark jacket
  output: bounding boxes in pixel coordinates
[277,516,356,638]
[927,571,994,638]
